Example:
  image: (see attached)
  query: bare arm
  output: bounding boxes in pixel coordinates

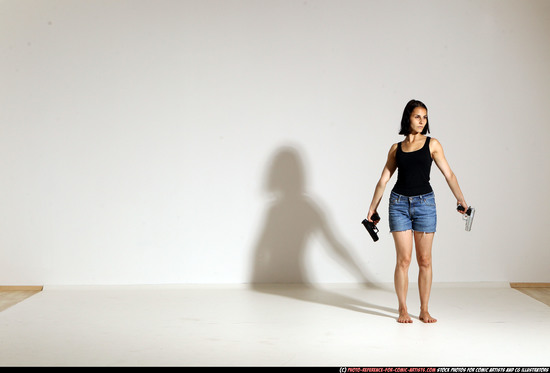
[367,143,398,222]
[431,138,468,211]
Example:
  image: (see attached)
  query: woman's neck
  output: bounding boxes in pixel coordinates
[405,133,425,143]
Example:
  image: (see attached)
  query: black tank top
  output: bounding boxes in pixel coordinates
[392,137,433,196]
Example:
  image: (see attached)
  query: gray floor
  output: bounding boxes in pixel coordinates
[0,283,549,367]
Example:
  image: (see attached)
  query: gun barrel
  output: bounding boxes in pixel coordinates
[464,207,475,231]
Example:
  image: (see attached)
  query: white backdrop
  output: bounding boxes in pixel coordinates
[1,0,549,285]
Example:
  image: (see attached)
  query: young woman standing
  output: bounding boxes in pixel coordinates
[367,99,468,323]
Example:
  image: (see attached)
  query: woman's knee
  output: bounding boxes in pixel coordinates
[417,254,432,269]
[396,256,412,270]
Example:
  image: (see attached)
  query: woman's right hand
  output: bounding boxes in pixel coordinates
[367,210,380,224]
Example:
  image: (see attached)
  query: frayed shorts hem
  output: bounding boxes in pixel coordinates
[389,229,436,234]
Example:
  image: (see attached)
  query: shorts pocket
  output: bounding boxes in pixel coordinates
[389,192,401,205]
[423,196,436,206]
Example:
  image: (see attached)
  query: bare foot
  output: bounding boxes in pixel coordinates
[419,311,437,323]
[398,309,413,323]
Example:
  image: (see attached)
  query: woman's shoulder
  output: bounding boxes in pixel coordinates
[386,143,399,159]
[429,137,442,147]
[428,137,444,154]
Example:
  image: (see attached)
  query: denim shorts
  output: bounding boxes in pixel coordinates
[388,191,437,233]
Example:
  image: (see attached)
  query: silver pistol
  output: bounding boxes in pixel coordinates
[457,205,475,231]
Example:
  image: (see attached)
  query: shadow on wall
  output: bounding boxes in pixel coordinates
[249,146,397,319]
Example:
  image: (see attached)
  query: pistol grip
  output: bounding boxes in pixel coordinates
[361,219,379,242]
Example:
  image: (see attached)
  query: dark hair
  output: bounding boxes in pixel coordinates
[399,99,430,135]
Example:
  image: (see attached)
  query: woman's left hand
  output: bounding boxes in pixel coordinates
[457,200,468,214]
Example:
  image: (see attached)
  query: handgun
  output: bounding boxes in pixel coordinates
[457,204,475,231]
[361,212,380,242]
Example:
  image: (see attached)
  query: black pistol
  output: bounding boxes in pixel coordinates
[362,213,380,242]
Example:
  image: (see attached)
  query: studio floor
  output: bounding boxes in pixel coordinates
[0,283,549,367]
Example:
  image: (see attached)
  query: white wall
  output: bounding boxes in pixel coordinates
[1,0,549,285]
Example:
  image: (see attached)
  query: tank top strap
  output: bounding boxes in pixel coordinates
[424,136,431,154]
[423,136,431,148]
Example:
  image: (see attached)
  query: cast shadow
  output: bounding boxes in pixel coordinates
[249,146,397,320]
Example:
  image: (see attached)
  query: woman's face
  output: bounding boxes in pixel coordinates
[409,107,428,134]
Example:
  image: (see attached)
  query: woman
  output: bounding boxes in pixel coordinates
[367,99,468,323]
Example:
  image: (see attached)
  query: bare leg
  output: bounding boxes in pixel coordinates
[392,230,413,323]
[414,232,437,323]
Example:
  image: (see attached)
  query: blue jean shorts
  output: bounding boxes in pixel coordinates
[388,191,437,233]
